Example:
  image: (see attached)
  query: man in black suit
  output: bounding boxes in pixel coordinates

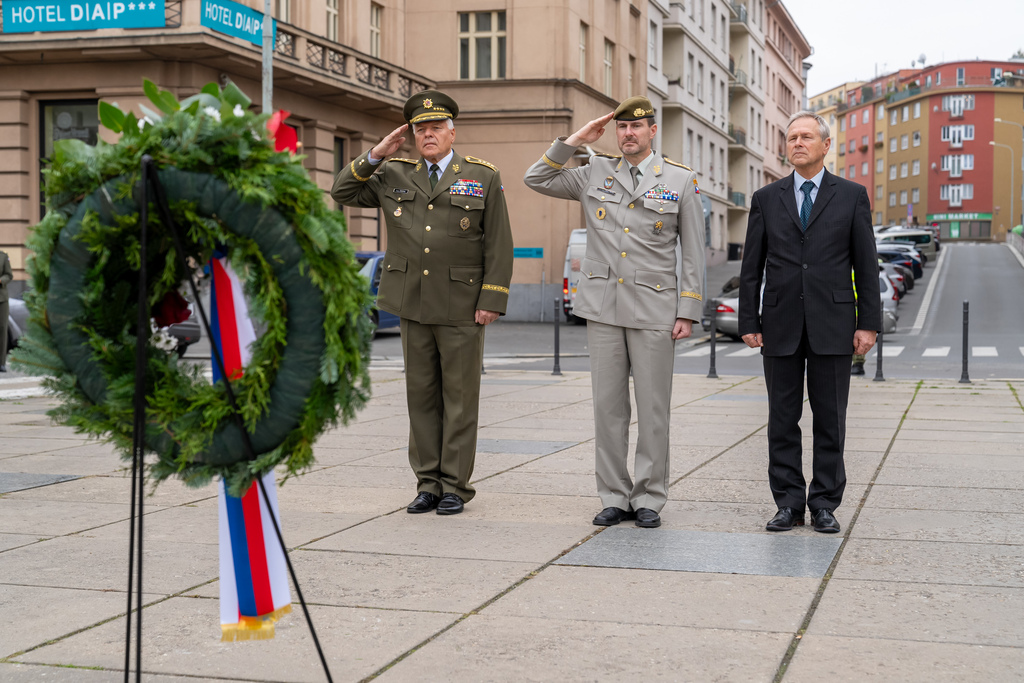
[739,111,880,534]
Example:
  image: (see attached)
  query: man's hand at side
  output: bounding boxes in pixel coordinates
[672,318,693,341]
[566,112,615,147]
[853,329,877,355]
[475,310,500,326]
[742,333,763,348]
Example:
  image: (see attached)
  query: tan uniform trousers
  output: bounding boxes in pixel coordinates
[588,321,676,513]
[401,318,485,502]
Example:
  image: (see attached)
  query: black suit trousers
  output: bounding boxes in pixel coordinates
[762,326,850,513]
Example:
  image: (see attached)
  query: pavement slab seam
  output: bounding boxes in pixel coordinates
[772,379,921,683]
[3,661,298,682]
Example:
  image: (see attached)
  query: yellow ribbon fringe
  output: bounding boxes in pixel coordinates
[221,603,293,642]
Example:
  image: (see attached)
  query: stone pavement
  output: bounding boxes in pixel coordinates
[1,368,1023,682]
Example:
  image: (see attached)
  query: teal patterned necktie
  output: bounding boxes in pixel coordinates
[800,180,815,231]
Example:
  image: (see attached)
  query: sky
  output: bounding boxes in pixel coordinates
[780,0,1024,97]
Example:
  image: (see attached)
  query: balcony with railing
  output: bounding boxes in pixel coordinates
[887,75,1024,104]
[730,191,747,207]
[730,2,748,24]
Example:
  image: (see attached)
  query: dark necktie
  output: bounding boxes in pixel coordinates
[800,180,815,231]
[630,166,641,190]
[429,164,440,189]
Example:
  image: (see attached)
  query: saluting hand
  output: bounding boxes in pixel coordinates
[371,124,409,160]
[566,112,615,147]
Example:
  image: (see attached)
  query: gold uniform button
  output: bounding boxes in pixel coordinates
[425,226,432,231]
[423,269,429,275]
[621,252,627,258]
[428,204,434,210]
[600,195,606,200]
[656,284,661,289]
[470,278,474,283]
[629,203,635,209]
[424,248,430,253]
[618,278,624,284]
[659,208,664,212]
[624,227,629,233]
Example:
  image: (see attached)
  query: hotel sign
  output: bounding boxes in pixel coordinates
[200,0,275,47]
[2,0,165,32]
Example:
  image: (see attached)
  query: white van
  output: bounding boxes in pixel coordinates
[562,229,588,323]
[877,229,937,261]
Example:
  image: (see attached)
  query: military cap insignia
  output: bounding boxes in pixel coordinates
[596,207,606,220]
[633,107,645,117]
[460,217,470,230]
[423,98,433,108]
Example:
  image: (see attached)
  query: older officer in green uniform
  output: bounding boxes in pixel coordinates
[524,97,705,528]
[332,91,514,515]
[0,250,13,372]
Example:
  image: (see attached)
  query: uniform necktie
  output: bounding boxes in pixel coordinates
[429,164,440,189]
[800,180,815,231]
[630,166,641,190]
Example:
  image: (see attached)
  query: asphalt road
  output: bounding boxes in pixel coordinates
[370,242,1024,380]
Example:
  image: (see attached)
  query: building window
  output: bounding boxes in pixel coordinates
[579,23,587,82]
[862,161,869,175]
[956,67,965,85]
[839,168,846,178]
[603,40,614,97]
[849,165,856,179]
[861,135,868,147]
[912,159,920,175]
[333,137,345,210]
[459,11,507,80]
[41,100,99,220]
[913,102,921,118]
[876,131,884,143]
[710,8,716,42]
[889,192,897,207]
[889,137,897,153]
[698,62,704,100]
[850,113,856,129]
[862,109,869,124]
[912,188,920,203]
[629,56,636,96]
[890,109,897,126]
[926,75,932,88]
[876,185,883,199]
[912,131,921,147]
[889,165,897,180]
[901,134,909,150]
[849,140,855,153]
[877,104,884,119]
[902,105,909,122]
[275,0,290,23]
[877,158,884,173]
[839,118,846,132]
[369,3,382,58]
[687,53,694,93]
[900,162,909,178]
[326,0,338,42]
[697,134,704,173]
[963,184,974,200]
[648,21,658,67]
[900,190,908,205]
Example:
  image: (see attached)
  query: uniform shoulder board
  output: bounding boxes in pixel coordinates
[465,156,498,172]
[593,152,622,159]
[663,157,693,171]
[388,157,418,164]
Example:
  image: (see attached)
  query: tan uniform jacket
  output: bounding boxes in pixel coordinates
[0,251,11,303]
[332,150,514,326]
[524,138,705,331]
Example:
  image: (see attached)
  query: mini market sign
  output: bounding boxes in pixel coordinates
[2,0,165,32]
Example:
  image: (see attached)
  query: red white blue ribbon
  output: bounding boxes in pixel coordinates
[210,255,291,640]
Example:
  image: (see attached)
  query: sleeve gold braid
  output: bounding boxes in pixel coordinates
[541,154,564,170]
[481,284,509,294]
[349,160,372,182]
[680,291,702,301]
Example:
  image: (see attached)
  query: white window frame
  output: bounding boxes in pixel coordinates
[912,131,921,147]
[890,110,898,125]
[369,3,382,58]
[901,134,909,150]
[902,105,909,122]
[912,159,920,176]
[862,109,869,124]
[862,161,869,176]
[900,162,908,178]
[579,23,587,82]
[889,192,897,207]
[913,102,920,119]
[912,188,920,203]
[648,21,658,67]
[889,137,897,153]
[459,11,507,80]
[876,185,883,199]
[900,190,907,205]
[889,165,897,180]
[326,0,338,42]
[877,158,884,174]
[849,165,856,179]
[603,39,614,97]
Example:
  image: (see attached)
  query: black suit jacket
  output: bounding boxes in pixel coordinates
[738,170,881,356]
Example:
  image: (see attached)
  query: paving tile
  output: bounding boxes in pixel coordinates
[864,484,1023,512]
[486,564,817,632]
[834,538,1024,587]
[851,507,1024,545]
[810,579,1024,647]
[0,533,49,552]
[0,664,200,682]
[0,585,131,658]
[557,527,842,578]
[785,634,1024,683]
[376,614,790,683]
[0,472,79,494]
[15,597,453,683]
[0,499,136,536]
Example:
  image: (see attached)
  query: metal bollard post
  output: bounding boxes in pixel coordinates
[959,300,971,384]
[707,308,719,379]
[873,331,885,381]
[552,299,562,376]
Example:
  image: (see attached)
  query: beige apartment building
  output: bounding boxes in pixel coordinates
[761,0,809,186]
[808,81,864,177]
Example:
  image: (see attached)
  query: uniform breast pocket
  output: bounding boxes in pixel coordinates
[383,188,417,230]
[641,198,679,240]
[585,186,622,231]
[449,195,485,236]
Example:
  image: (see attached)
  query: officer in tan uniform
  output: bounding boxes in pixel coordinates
[524,97,705,528]
[332,91,514,515]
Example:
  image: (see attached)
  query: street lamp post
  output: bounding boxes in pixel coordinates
[990,141,1015,233]
[994,118,1023,227]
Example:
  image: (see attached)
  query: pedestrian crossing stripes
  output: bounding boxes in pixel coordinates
[922,346,951,357]
[972,347,998,357]
[727,345,762,357]
[683,344,1023,360]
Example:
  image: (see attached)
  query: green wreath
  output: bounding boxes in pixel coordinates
[13,80,372,495]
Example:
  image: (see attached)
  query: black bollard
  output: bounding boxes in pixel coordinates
[873,331,885,381]
[552,299,562,376]
[959,300,971,384]
[707,307,719,379]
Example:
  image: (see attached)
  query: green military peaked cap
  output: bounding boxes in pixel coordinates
[404,90,460,125]
[613,96,655,121]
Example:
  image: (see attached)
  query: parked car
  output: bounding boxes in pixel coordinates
[876,249,923,279]
[562,229,588,324]
[166,307,201,358]
[878,274,899,333]
[877,240,926,266]
[701,286,742,340]
[879,263,907,297]
[6,297,29,350]
[356,251,401,336]
[877,229,937,261]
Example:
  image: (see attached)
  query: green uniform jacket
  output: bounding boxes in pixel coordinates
[332,150,514,326]
[0,251,12,303]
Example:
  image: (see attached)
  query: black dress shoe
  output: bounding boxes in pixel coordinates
[0,365,6,372]
[592,506,635,526]
[406,491,440,514]
[635,508,661,528]
[766,507,805,531]
[436,492,465,515]
[811,508,841,533]
[850,362,865,376]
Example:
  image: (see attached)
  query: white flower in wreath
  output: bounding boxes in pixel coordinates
[232,104,245,118]
[203,106,222,122]
[149,319,180,354]
[137,116,155,131]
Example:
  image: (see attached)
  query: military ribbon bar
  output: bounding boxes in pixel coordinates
[450,179,484,198]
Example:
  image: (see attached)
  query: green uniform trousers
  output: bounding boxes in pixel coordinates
[0,299,9,366]
[400,318,486,502]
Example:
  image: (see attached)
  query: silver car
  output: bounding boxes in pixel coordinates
[878,274,898,333]
[6,298,29,350]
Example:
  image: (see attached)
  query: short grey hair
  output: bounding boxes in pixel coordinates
[786,110,830,141]
[412,119,455,133]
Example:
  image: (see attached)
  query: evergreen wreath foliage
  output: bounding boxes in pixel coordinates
[13,80,373,495]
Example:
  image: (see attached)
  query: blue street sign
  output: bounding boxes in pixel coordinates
[200,0,275,47]
[513,247,544,258]
[2,0,165,33]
